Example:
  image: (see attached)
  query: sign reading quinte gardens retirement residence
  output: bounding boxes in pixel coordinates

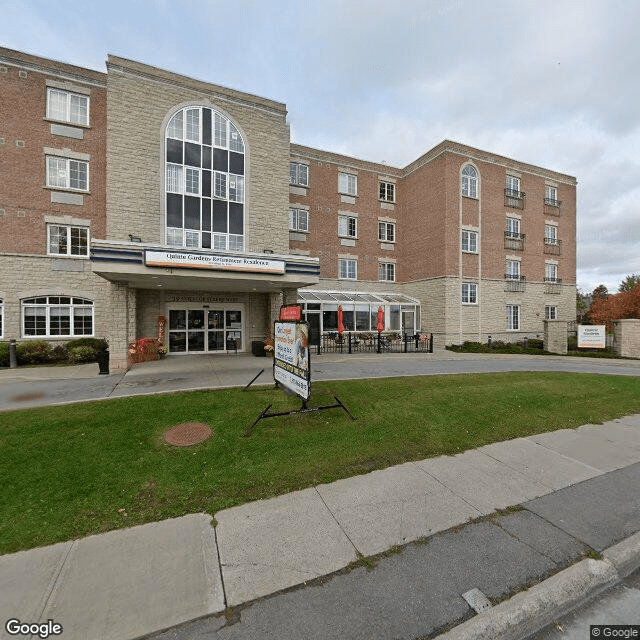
[578,325,607,349]
[274,321,311,401]
[145,251,285,274]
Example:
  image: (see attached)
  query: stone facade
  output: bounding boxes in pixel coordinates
[614,319,640,359]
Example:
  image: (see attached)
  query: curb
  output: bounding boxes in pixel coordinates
[435,532,640,640]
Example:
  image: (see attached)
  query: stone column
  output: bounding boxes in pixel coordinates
[106,282,137,371]
[614,319,640,358]
[544,320,568,355]
[267,291,283,330]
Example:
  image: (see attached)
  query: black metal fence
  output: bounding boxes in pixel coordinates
[316,332,433,355]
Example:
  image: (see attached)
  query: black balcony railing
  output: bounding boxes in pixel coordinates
[504,274,526,292]
[544,197,561,207]
[543,238,562,255]
[544,277,563,294]
[504,231,525,250]
[504,189,525,209]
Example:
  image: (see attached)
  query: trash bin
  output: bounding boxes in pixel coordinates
[96,346,109,374]
[252,341,266,357]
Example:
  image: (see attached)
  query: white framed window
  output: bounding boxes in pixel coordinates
[338,215,357,238]
[46,156,89,191]
[378,221,395,242]
[46,88,89,126]
[379,181,395,202]
[228,175,244,203]
[506,175,521,196]
[22,296,93,338]
[545,262,558,282]
[507,304,520,331]
[506,217,521,237]
[544,224,558,244]
[506,259,521,278]
[289,208,309,232]
[47,225,89,257]
[545,185,558,202]
[461,165,478,198]
[0,299,3,339]
[185,167,200,195]
[185,108,200,143]
[462,282,478,304]
[290,162,309,186]
[339,258,357,280]
[462,229,478,253]
[545,305,557,320]
[338,172,357,196]
[378,262,395,282]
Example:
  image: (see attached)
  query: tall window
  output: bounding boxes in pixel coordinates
[378,221,395,242]
[338,215,357,238]
[290,162,309,186]
[165,106,245,251]
[461,165,478,198]
[22,296,93,337]
[46,156,89,191]
[379,181,395,202]
[379,262,395,282]
[506,175,521,196]
[506,259,521,279]
[545,305,557,320]
[289,208,309,232]
[339,258,357,280]
[507,304,520,331]
[545,263,558,282]
[544,224,558,244]
[506,217,521,237]
[46,88,89,126]
[462,283,478,304]
[462,229,478,253]
[48,224,89,256]
[338,172,357,196]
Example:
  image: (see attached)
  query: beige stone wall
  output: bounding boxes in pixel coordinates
[544,320,568,354]
[106,56,291,253]
[614,319,640,358]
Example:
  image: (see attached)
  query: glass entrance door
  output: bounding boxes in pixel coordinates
[168,307,243,354]
[402,311,415,335]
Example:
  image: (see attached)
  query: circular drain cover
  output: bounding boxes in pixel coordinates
[164,422,212,447]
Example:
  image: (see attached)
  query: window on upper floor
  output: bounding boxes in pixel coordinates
[506,217,521,237]
[545,305,558,320]
[339,258,357,280]
[290,162,309,187]
[506,259,521,279]
[544,224,558,244]
[289,208,309,232]
[46,156,89,191]
[461,229,478,253]
[545,185,560,207]
[378,262,395,282]
[22,296,93,338]
[165,106,245,252]
[462,282,478,304]
[545,262,559,282]
[378,221,395,242]
[338,215,357,238]
[461,165,478,198]
[506,175,521,197]
[46,88,89,126]
[379,181,395,202]
[47,224,89,257]
[338,172,357,196]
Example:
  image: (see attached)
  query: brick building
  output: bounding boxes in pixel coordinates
[0,47,577,369]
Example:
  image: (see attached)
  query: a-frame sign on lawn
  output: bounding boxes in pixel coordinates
[244,305,355,436]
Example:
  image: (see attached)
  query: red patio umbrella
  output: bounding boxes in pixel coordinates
[377,306,385,332]
[337,305,345,334]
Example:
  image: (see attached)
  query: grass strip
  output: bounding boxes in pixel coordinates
[1,371,640,554]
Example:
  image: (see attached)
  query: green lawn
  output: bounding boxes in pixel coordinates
[2,371,640,554]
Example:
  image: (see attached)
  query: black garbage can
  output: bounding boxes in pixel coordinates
[96,346,109,374]
[252,341,266,357]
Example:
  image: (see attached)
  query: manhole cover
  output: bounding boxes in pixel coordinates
[164,422,212,447]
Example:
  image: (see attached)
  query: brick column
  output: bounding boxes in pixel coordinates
[106,282,137,371]
[614,319,640,358]
[282,288,299,307]
[544,320,568,355]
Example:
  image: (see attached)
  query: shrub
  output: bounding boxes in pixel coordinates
[0,342,8,367]
[50,344,69,363]
[16,340,53,365]
[65,338,107,353]
[68,346,97,364]
[527,338,544,350]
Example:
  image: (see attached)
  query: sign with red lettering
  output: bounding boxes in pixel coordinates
[273,321,310,401]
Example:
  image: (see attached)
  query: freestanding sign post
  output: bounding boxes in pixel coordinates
[244,307,355,436]
[578,325,606,349]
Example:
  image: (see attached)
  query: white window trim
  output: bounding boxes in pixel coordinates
[290,162,309,187]
[378,262,396,282]
[47,224,90,258]
[289,208,309,232]
[338,214,358,238]
[462,229,478,253]
[462,282,478,305]
[461,164,478,199]
[338,172,358,196]
[545,305,558,320]
[46,156,89,192]
[46,87,90,127]
[379,180,396,202]
[338,258,357,280]
[378,220,396,243]
[21,296,94,339]
[507,304,520,331]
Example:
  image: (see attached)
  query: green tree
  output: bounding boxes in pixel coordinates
[619,274,640,292]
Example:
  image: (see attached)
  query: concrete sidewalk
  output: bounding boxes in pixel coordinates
[2,414,640,640]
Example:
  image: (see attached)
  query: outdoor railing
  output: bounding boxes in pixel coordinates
[316,332,433,355]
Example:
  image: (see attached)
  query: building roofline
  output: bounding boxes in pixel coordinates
[106,54,288,117]
[0,46,106,86]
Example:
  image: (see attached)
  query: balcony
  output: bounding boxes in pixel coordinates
[544,197,562,216]
[543,238,562,255]
[544,277,563,294]
[504,274,526,292]
[505,188,525,209]
[504,231,525,251]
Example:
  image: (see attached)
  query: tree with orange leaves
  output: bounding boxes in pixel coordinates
[589,281,640,330]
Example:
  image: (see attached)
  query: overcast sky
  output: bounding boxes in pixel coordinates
[4,0,639,293]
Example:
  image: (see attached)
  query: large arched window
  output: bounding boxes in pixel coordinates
[165,107,245,252]
[22,296,93,337]
[461,164,478,199]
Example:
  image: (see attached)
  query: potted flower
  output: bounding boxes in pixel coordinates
[264,337,274,356]
[157,345,168,359]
